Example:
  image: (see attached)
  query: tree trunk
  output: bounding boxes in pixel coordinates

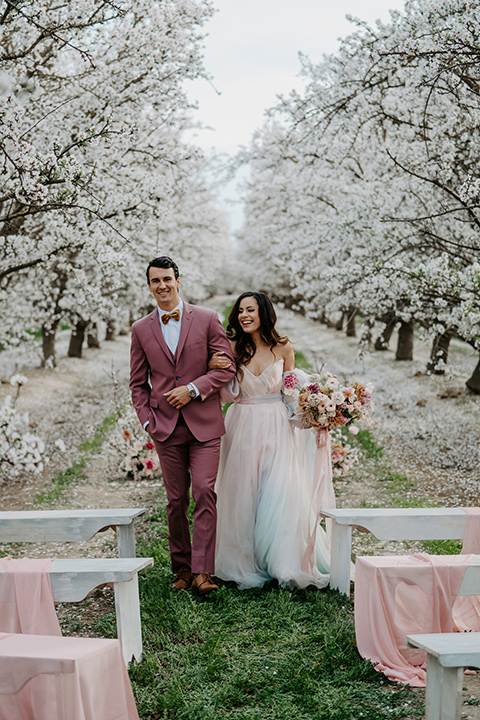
[466,355,480,394]
[335,313,344,331]
[427,331,452,374]
[105,320,116,341]
[41,325,58,368]
[68,319,87,358]
[375,316,397,351]
[324,314,336,329]
[396,319,414,361]
[87,324,100,349]
[346,307,357,337]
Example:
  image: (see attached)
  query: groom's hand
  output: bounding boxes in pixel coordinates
[164,386,191,409]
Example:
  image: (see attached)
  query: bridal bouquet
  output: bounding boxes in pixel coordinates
[282,370,373,433]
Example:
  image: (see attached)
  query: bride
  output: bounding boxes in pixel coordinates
[209,291,335,590]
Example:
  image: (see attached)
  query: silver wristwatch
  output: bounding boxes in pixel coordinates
[187,383,196,398]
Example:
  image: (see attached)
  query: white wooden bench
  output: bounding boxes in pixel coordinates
[407,632,480,720]
[320,508,470,595]
[50,557,154,664]
[0,509,146,557]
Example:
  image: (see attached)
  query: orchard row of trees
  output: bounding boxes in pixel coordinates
[0,0,231,368]
[238,0,480,391]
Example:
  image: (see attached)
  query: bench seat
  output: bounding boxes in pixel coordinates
[407,632,480,720]
[320,508,470,595]
[0,509,146,557]
[50,557,154,664]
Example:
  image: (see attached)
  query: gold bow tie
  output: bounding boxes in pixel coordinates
[161,309,181,324]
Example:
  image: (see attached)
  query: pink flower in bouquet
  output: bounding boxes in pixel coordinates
[145,442,155,449]
[307,383,319,394]
[282,373,298,390]
[144,459,156,470]
[326,376,339,390]
[342,387,355,400]
[331,391,345,405]
[349,425,359,435]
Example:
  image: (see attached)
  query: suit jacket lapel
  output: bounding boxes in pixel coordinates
[149,310,175,364]
[175,302,193,361]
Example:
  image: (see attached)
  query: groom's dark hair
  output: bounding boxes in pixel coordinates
[146,256,180,282]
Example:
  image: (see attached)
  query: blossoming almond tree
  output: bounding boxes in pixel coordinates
[238,0,480,390]
[1,0,231,366]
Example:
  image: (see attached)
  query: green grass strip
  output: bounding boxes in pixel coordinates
[35,412,118,504]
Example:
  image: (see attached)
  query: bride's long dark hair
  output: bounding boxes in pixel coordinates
[226,291,288,368]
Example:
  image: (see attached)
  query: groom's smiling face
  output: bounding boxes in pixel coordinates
[148,266,181,311]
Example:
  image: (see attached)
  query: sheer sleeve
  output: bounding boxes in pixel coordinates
[219,376,240,403]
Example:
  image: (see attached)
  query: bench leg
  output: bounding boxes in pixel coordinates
[425,654,463,720]
[113,577,143,665]
[117,523,136,558]
[329,524,352,595]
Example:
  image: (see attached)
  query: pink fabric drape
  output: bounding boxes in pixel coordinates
[461,508,480,554]
[302,429,334,574]
[0,558,61,636]
[355,554,473,686]
[0,633,139,720]
[452,508,480,632]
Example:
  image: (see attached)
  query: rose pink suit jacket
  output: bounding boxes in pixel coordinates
[129,303,235,442]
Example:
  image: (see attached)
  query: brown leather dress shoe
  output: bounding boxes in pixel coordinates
[191,573,219,596]
[171,569,193,590]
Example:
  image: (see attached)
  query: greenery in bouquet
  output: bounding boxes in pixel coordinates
[116,403,160,481]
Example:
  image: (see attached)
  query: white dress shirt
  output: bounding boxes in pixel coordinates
[158,300,183,354]
[143,300,198,431]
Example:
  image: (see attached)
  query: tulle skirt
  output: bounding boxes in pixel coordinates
[214,399,331,590]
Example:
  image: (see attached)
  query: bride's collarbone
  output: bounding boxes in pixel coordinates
[243,356,283,377]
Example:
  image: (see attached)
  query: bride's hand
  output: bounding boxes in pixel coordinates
[208,352,232,370]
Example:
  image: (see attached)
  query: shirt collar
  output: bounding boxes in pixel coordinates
[157,298,183,322]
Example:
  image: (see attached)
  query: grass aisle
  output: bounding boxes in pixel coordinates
[122,503,423,720]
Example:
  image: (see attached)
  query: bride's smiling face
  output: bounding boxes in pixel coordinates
[238,297,261,334]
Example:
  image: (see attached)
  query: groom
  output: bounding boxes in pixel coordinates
[130,256,235,595]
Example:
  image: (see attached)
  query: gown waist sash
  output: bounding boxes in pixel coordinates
[236,393,283,405]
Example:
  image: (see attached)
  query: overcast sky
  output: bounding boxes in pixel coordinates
[185,0,406,227]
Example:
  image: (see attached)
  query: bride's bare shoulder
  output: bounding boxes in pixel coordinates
[275,340,294,369]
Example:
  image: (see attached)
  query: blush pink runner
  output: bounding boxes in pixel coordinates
[354,553,474,686]
[0,557,61,636]
[453,507,480,632]
[0,633,139,720]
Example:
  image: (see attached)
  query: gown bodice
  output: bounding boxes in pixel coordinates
[238,359,283,398]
